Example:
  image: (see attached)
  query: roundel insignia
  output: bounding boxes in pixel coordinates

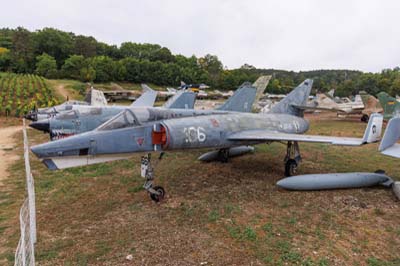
[137,137,144,146]
[210,118,219,127]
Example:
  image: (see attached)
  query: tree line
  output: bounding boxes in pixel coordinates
[1,27,400,97]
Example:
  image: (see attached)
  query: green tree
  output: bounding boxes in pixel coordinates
[35,53,57,78]
[198,54,223,86]
[90,56,115,82]
[73,35,97,57]
[0,47,11,71]
[80,65,96,82]
[33,28,74,67]
[11,27,35,72]
[61,55,86,79]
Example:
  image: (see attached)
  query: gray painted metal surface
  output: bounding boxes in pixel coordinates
[198,146,254,161]
[131,85,157,107]
[379,116,400,158]
[276,172,393,190]
[30,79,383,171]
[25,89,108,121]
[393,182,400,200]
[216,82,256,112]
[270,79,313,117]
[31,84,257,140]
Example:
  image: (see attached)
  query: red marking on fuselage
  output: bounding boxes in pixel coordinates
[210,118,219,127]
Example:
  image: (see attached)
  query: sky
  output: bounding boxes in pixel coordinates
[1,0,399,72]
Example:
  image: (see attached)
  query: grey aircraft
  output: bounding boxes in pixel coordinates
[31,79,383,202]
[25,88,108,121]
[29,82,259,140]
[29,86,193,140]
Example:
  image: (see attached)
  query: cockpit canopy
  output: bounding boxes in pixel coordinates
[97,109,140,131]
[56,110,78,120]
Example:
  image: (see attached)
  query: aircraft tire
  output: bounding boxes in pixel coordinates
[361,114,369,123]
[150,186,165,202]
[285,159,298,177]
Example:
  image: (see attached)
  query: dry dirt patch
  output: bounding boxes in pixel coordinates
[54,84,70,100]
[0,126,22,186]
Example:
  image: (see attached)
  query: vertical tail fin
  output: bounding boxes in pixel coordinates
[216,82,257,112]
[270,79,313,117]
[362,113,383,143]
[377,92,400,119]
[84,88,108,106]
[379,116,400,158]
[163,91,196,109]
[252,75,271,106]
[131,84,157,107]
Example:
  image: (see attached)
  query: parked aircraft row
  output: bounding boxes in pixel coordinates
[28,78,384,202]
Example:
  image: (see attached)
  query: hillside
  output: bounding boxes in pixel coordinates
[1,27,400,96]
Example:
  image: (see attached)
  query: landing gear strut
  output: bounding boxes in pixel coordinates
[141,153,165,202]
[284,141,301,177]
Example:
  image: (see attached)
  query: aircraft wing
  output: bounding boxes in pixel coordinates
[228,113,383,146]
[229,130,367,145]
[131,84,158,107]
[291,104,347,113]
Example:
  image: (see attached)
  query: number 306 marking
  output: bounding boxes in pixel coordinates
[184,127,206,143]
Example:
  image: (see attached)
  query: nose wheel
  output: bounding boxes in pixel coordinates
[284,141,301,177]
[141,153,166,202]
[149,186,165,202]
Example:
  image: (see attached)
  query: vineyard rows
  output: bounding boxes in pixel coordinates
[0,73,59,117]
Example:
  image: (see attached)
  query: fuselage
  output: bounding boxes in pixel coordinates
[31,112,309,169]
[47,106,231,139]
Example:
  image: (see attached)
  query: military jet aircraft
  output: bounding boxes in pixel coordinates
[29,85,158,138]
[25,88,108,121]
[31,79,383,202]
[29,82,259,140]
[312,92,365,116]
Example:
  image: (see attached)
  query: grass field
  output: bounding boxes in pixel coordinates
[0,115,399,266]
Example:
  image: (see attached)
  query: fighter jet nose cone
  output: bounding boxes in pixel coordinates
[24,113,37,121]
[30,145,39,156]
[29,120,50,133]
